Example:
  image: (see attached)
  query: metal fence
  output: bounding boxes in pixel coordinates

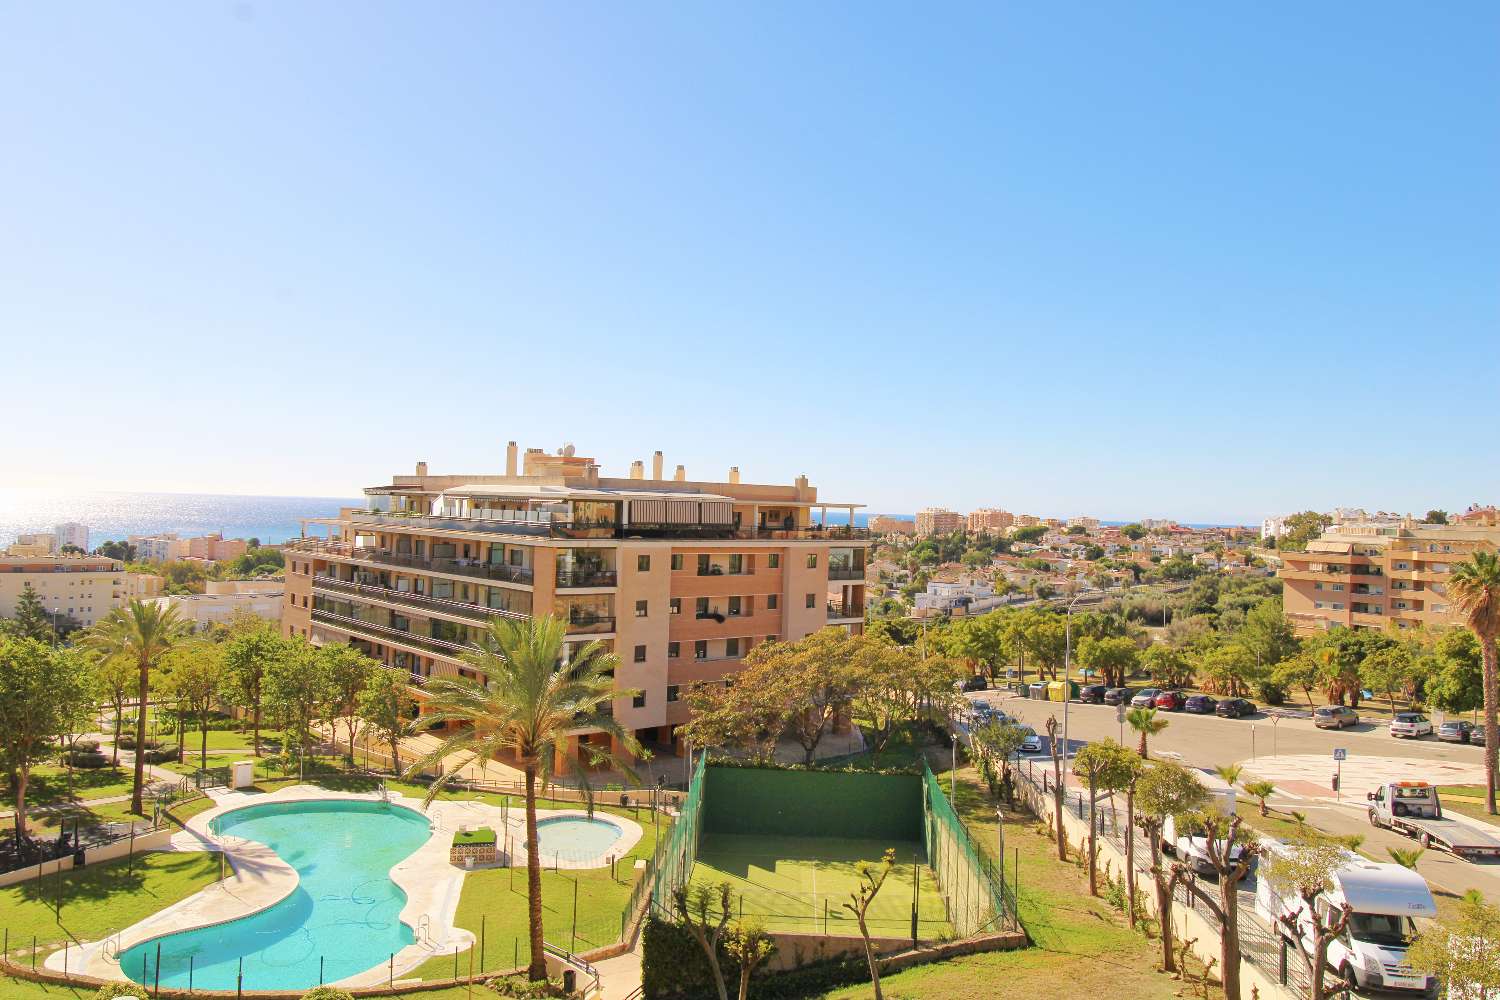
[921,763,1018,937]
[649,752,706,916]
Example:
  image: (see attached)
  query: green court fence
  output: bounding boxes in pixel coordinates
[922,763,1017,937]
[650,751,706,916]
[702,765,921,841]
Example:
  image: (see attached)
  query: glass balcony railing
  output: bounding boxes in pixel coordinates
[286,539,533,585]
[827,566,865,581]
[311,576,524,624]
[555,569,619,589]
[342,511,870,541]
[311,608,479,658]
[827,601,864,620]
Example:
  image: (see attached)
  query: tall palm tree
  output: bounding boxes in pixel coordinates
[1126,706,1168,759]
[1448,549,1500,815]
[83,601,190,814]
[409,615,641,981]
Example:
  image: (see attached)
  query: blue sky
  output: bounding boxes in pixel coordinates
[2,2,1496,524]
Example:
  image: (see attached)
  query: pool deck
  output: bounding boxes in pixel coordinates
[47,783,642,989]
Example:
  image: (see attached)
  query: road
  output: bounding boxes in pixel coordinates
[977,691,1500,905]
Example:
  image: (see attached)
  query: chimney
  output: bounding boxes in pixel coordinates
[415,461,428,476]
[674,464,686,482]
[505,441,518,476]
[652,451,664,480]
[630,460,645,479]
[729,466,740,484]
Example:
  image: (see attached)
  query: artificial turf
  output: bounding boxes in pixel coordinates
[689,833,952,938]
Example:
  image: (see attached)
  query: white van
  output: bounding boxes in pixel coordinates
[1256,845,1437,994]
[1162,788,1250,877]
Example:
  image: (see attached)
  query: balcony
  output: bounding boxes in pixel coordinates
[555,569,619,589]
[311,608,478,659]
[340,511,870,542]
[311,576,523,625]
[827,566,865,581]
[827,601,864,620]
[565,613,616,635]
[286,538,534,586]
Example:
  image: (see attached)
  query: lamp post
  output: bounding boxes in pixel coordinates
[1060,580,1085,790]
[51,607,59,646]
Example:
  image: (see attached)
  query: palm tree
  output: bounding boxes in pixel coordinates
[1243,779,1276,817]
[408,615,641,981]
[1448,550,1500,815]
[1214,763,1243,787]
[82,601,190,814]
[1386,847,1424,870]
[1126,706,1168,758]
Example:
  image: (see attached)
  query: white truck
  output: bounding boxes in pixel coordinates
[1367,781,1500,860]
[1162,787,1252,878]
[1256,845,1438,995]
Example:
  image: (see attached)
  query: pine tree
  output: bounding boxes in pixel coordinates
[10,584,55,642]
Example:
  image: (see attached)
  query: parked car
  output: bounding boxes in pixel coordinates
[1437,720,1474,743]
[1104,687,1135,706]
[1183,694,1217,714]
[1314,706,1360,730]
[1470,725,1488,747]
[1078,684,1109,704]
[1131,688,1162,708]
[1154,690,1187,711]
[1215,698,1257,719]
[1389,712,1434,739]
[1015,726,1043,753]
[960,674,988,693]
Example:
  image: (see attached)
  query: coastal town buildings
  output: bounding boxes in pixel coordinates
[869,515,916,535]
[150,579,282,629]
[280,444,869,766]
[914,507,963,537]
[128,532,249,563]
[4,532,56,557]
[54,522,89,551]
[966,508,1013,534]
[0,555,126,628]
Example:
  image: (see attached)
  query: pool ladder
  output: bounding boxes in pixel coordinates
[416,915,432,947]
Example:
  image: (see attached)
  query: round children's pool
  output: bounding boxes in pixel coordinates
[535,815,623,864]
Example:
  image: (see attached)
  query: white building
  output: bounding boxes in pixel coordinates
[54,522,89,551]
[148,586,283,631]
[1066,516,1100,531]
[913,579,1006,617]
[130,533,190,562]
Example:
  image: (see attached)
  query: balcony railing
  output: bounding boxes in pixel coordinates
[339,511,870,542]
[827,566,865,581]
[555,569,619,589]
[827,601,864,620]
[312,575,525,624]
[311,608,478,659]
[286,538,534,585]
[565,614,616,635]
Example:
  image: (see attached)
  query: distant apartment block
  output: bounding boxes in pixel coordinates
[914,507,963,537]
[151,579,282,630]
[5,532,56,557]
[0,555,126,628]
[129,532,248,562]
[54,522,89,551]
[869,515,916,536]
[1013,514,1041,528]
[1279,516,1500,635]
[913,579,1006,618]
[967,508,1013,534]
[1066,516,1100,532]
[281,443,869,769]
[189,534,248,561]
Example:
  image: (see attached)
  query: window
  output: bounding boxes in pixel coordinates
[766,635,778,644]
[728,596,742,616]
[667,684,680,703]
[806,553,818,569]
[694,640,708,660]
[1313,583,1323,590]
[634,644,647,663]
[671,554,683,571]
[1314,601,1326,609]
[728,554,743,574]
[805,593,816,608]
[1332,583,1344,592]
[697,554,711,575]
[695,596,710,617]
[1332,603,1344,611]
[635,600,648,617]
[638,555,651,572]
[768,554,780,569]
[726,637,741,657]
[632,692,646,709]
[668,641,680,658]
[669,597,681,615]
[767,594,778,610]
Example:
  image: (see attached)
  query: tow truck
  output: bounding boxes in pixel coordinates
[1367,781,1500,860]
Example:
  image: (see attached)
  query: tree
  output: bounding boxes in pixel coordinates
[1237,598,1300,670]
[409,615,639,982]
[1175,808,1259,1000]
[674,882,735,1000]
[1386,847,1424,869]
[1196,642,1262,698]
[1407,890,1500,1000]
[1011,525,1048,544]
[1423,510,1450,525]
[1274,650,1324,708]
[1244,779,1276,816]
[1428,630,1484,715]
[1076,635,1138,687]
[724,922,775,1000]
[1263,841,1355,1000]
[0,638,94,840]
[842,849,897,1000]
[93,653,136,766]
[9,584,57,642]
[96,540,136,561]
[849,639,961,752]
[159,640,223,771]
[1361,644,1416,711]
[1279,511,1334,552]
[1121,523,1147,540]
[321,644,376,765]
[1045,714,1067,860]
[264,639,334,772]
[1141,645,1193,688]
[1070,740,1138,896]
[82,600,190,814]
[1126,706,1168,758]
[1447,550,1500,815]
[972,720,1031,805]
[1135,760,1208,973]
[221,619,284,756]
[357,666,417,774]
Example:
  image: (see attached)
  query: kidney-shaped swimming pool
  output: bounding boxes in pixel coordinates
[121,799,431,991]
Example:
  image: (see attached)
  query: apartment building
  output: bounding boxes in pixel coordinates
[1067,516,1101,532]
[914,507,963,537]
[54,523,90,551]
[189,534,248,561]
[150,580,282,630]
[869,515,916,536]
[1279,517,1500,635]
[967,508,1013,534]
[0,555,126,628]
[281,444,869,770]
[130,533,191,562]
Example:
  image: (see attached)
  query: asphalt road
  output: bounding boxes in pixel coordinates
[977,691,1500,905]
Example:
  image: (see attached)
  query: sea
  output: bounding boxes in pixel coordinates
[0,489,362,548]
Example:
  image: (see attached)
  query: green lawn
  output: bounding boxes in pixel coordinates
[691,833,951,938]
[21,766,136,806]
[1437,785,1500,828]
[406,802,671,982]
[0,851,221,960]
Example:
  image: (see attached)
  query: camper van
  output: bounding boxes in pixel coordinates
[1161,788,1251,877]
[1256,845,1437,994]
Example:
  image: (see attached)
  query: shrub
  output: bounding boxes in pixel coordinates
[115,735,160,751]
[66,750,110,769]
[73,739,101,752]
[142,746,181,764]
[94,984,150,1000]
[299,989,355,1000]
[1255,681,1287,706]
[485,976,574,998]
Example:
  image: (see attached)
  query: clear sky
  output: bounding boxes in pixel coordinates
[3,3,1496,524]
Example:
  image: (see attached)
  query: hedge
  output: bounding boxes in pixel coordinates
[641,917,876,1000]
[299,989,355,1000]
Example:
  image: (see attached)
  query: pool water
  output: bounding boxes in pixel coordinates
[535,815,622,862]
[120,799,431,991]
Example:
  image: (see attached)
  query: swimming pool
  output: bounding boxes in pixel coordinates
[535,815,623,864]
[120,799,431,991]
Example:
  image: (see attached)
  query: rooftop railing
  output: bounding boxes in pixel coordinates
[341,510,870,541]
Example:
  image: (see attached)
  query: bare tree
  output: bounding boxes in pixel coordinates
[842,849,898,1000]
[1135,760,1209,973]
[1262,841,1355,1000]
[1174,809,1260,1000]
[674,883,735,1000]
[1045,714,1067,860]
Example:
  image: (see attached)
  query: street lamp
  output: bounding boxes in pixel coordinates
[1060,579,1086,790]
[51,607,59,646]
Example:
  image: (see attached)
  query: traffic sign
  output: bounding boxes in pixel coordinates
[1116,706,1127,724]
[1333,748,1347,762]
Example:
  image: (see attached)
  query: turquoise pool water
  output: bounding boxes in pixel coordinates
[536,815,622,863]
[120,799,431,991]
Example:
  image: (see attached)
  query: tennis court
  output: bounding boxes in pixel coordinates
[690,832,951,937]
